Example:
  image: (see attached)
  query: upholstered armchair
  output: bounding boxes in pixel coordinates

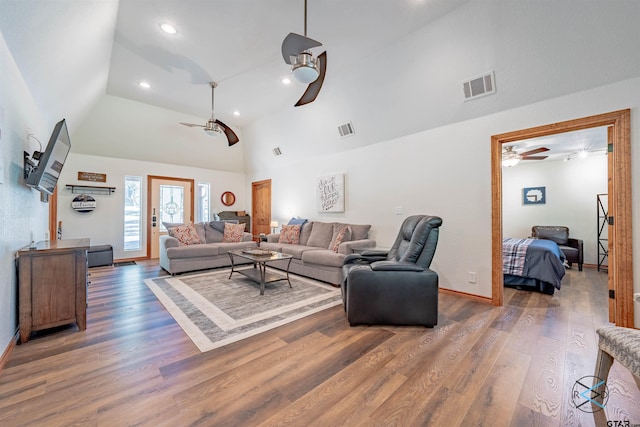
[531,225,583,271]
[341,215,443,327]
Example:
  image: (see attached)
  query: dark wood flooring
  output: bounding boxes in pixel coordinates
[0,262,638,426]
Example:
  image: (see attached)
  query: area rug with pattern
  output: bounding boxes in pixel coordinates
[143,268,342,352]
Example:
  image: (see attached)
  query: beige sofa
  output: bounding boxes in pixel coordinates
[159,221,256,274]
[260,221,375,286]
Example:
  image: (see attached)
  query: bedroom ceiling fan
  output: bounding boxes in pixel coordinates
[502,146,549,167]
[281,0,327,107]
[179,82,239,146]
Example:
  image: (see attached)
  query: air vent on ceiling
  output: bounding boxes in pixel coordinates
[463,71,495,101]
[272,147,282,156]
[338,122,355,138]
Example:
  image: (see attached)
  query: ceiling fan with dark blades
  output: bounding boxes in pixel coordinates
[281,0,327,106]
[502,146,549,166]
[179,82,239,146]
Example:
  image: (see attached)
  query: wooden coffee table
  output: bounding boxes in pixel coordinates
[227,249,293,295]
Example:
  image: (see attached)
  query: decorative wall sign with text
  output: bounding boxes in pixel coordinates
[78,171,107,182]
[317,173,345,212]
[523,186,546,205]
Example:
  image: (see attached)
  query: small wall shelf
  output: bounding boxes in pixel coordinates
[65,184,115,195]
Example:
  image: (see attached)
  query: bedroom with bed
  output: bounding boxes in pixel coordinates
[501,129,608,294]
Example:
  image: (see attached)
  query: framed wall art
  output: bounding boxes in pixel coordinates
[523,186,545,205]
[316,173,344,212]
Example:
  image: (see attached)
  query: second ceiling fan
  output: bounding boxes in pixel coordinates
[281,0,327,107]
[179,82,239,146]
[502,146,549,167]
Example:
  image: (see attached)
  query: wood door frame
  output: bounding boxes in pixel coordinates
[48,186,58,240]
[491,109,633,327]
[146,175,195,259]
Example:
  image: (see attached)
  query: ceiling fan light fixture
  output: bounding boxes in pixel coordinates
[502,157,520,167]
[203,120,223,137]
[291,52,319,84]
[502,147,521,167]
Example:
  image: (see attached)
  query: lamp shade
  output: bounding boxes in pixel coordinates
[270,221,278,228]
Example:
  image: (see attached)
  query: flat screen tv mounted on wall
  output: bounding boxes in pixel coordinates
[25,119,71,195]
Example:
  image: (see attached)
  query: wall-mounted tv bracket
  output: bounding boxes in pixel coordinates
[23,151,36,179]
[23,133,43,179]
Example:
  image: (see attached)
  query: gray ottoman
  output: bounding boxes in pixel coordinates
[88,245,113,267]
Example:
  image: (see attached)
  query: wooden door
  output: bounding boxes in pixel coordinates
[252,179,272,237]
[147,176,194,258]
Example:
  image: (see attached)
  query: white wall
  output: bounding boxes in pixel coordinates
[57,153,248,260]
[503,155,608,266]
[0,33,52,353]
[244,75,640,327]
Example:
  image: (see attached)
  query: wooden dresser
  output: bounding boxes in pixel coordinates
[17,238,90,343]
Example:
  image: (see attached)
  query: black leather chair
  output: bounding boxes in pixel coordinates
[341,215,442,327]
[531,225,583,271]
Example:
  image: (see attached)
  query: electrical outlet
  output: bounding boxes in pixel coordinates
[468,272,477,284]
[394,206,403,215]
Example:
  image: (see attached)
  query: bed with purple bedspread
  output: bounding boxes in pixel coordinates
[503,238,566,294]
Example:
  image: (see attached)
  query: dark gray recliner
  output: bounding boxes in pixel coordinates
[341,215,443,327]
[531,225,583,271]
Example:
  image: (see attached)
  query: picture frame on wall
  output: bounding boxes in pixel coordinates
[523,186,546,205]
[317,173,345,212]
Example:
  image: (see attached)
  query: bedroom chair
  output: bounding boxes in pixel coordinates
[341,215,442,327]
[531,225,584,271]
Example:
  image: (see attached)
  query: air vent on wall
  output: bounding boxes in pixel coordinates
[272,147,282,156]
[338,122,355,138]
[462,71,495,101]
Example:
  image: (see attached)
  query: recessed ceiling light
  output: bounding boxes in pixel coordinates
[138,81,151,89]
[160,23,177,35]
[233,111,240,116]
[281,77,291,85]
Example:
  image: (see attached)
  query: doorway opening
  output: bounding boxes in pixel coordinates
[491,109,633,327]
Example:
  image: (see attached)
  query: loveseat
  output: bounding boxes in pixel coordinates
[159,221,256,274]
[259,220,375,286]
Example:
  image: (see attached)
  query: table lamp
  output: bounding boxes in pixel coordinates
[270,221,278,234]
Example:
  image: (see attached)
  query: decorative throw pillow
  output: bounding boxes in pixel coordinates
[168,223,201,246]
[278,224,301,244]
[306,221,335,248]
[330,226,351,252]
[223,222,246,242]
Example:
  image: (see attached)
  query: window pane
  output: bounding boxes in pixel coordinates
[160,185,184,231]
[197,182,210,222]
[124,176,142,251]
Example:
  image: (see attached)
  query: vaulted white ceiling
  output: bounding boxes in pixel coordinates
[2,0,638,172]
[0,0,468,133]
